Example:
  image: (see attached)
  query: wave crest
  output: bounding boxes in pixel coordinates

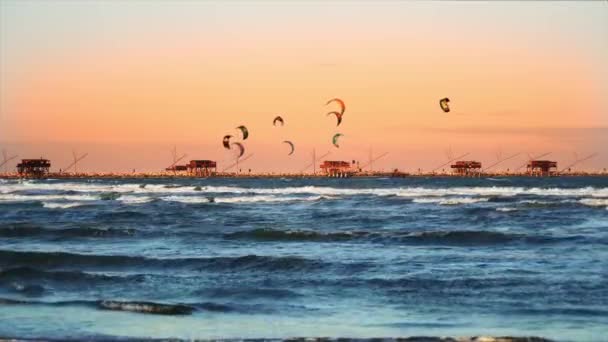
[0,224,136,238]
[98,300,194,315]
[0,250,325,272]
[224,228,576,246]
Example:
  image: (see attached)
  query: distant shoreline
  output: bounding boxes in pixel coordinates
[0,336,555,342]
[1,172,607,180]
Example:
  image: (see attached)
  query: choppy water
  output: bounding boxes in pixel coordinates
[0,177,607,341]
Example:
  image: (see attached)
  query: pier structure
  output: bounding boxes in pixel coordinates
[222,154,254,174]
[62,151,88,174]
[320,160,356,178]
[358,148,389,175]
[451,160,482,177]
[17,159,51,178]
[515,152,552,173]
[187,160,217,177]
[432,151,470,175]
[300,149,331,175]
[165,147,188,174]
[559,153,598,175]
[1,150,18,173]
[165,165,188,173]
[483,152,521,174]
[527,160,557,176]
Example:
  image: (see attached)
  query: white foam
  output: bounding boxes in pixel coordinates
[195,185,608,199]
[2,182,607,203]
[160,195,323,204]
[0,182,161,195]
[0,193,98,202]
[579,198,608,209]
[119,195,154,204]
[496,207,518,212]
[42,202,86,209]
[214,195,322,203]
[160,196,210,204]
[520,200,549,204]
[413,197,490,205]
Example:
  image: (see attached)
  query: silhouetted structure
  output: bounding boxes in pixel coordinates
[320,160,354,177]
[17,159,51,178]
[165,165,188,172]
[451,160,482,176]
[527,160,557,176]
[188,160,216,177]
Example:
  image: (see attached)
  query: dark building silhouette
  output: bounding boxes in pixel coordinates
[527,160,557,176]
[188,160,216,177]
[451,160,482,176]
[17,159,51,178]
[320,160,354,177]
[165,165,188,172]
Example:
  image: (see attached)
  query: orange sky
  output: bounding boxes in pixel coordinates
[1,1,607,172]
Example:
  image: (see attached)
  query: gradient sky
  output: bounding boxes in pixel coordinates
[1,0,607,172]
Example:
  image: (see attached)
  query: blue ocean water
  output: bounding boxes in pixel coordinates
[0,177,607,341]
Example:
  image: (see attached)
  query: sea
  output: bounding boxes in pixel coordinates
[0,176,606,341]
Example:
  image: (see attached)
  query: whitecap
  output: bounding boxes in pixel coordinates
[413,197,489,205]
[3,182,608,201]
[214,195,322,204]
[579,198,608,209]
[160,194,323,204]
[42,202,86,209]
[119,195,154,204]
[160,196,210,204]
[0,194,98,203]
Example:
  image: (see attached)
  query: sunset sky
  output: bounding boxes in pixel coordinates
[1,1,607,172]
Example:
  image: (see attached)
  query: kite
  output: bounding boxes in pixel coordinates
[236,125,249,140]
[327,111,343,126]
[222,135,233,149]
[231,142,245,157]
[326,98,345,115]
[439,98,450,113]
[273,116,284,126]
[332,133,343,148]
[283,141,295,155]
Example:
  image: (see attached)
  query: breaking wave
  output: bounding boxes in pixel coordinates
[159,194,323,204]
[224,228,364,242]
[0,266,135,283]
[579,198,608,209]
[0,297,193,315]
[197,287,301,300]
[3,181,608,212]
[98,300,194,315]
[0,297,301,316]
[224,228,578,246]
[0,224,137,238]
[3,181,608,198]
[0,193,98,203]
[159,195,211,204]
[42,202,88,209]
[412,197,490,205]
[0,250,326,271]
